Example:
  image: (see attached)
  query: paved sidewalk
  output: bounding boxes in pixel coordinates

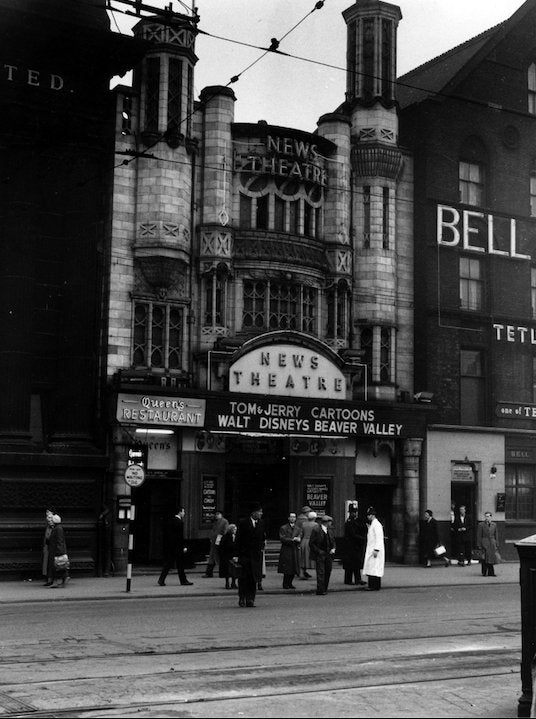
[0,560,519,604]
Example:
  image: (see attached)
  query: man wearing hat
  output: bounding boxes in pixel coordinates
[309,514,336,595]
[234,504,266,607]
[362,507,385,590]
[342,504,367,585]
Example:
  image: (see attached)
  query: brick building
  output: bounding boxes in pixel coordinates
[398,0,536,559]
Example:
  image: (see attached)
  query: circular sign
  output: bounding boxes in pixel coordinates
[125,463,145,487]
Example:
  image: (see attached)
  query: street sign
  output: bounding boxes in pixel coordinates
[124,463,145,487]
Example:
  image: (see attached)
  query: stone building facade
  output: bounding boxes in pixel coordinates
[107,2,427,570]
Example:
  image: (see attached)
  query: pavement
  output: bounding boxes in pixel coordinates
[0,558,520,603]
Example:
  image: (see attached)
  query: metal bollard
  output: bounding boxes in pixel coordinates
[515,535,536,717]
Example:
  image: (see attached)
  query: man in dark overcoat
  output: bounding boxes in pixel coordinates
[342,505,367,585]
[453,504,473,566]
[277,512,301,589]
[234,504,266,608]
[421,509,450,567]
[158,507,193,586]
[309,514,336,595]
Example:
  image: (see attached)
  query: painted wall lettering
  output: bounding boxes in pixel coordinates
[436,204,531,260]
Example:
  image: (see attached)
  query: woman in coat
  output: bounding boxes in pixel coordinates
[218,523,238,589]
[47,514,69,588]
[477,512,500,577]
[299,511,317,579]
[42,509,55,586]
[277,512,301,589]
[362,507,385,591]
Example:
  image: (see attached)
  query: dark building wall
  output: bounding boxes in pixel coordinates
[0,0,142,576]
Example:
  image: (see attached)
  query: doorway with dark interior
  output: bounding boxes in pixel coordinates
[354,484,393,560]
[224,439,290,539]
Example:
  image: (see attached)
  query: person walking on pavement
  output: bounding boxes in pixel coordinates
[421,509,450,568]
[477,511,500,577]
[202,510,229,578]
[42,509,55,586]
[298,510,317,580]
[278,512,301,589]
[48,514,69,588]
[361,507,385,591]
[453,504,473,566]
[309,514,336,595]
[234,504,266,608]
[218,523,238,589]
[158,508,193,587]
[342,504,367,585]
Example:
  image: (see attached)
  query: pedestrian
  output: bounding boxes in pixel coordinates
[234,504,266,608]
[219,523,238,589]
[157,508,193,587]
[342,504,367,585]
[298,510,317,580]
[296,505,311,530]
[202,510,229,578]
[309,514,336,595]
[278,512,301,589]
[361,507,385,591]
[48,514,69,588]
[421,509,450,568]
[477,511,500,577]
[42,509,55,586]
[453,504,472,566]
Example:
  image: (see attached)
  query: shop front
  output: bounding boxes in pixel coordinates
[111,333,428,569]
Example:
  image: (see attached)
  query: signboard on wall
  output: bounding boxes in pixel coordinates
[201,476,218,525]
[117,393,206,428]
[451,463,475,483]
[204,393,425,438]
[304,478,331,516]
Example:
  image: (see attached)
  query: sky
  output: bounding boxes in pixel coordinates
[109,0,527,132]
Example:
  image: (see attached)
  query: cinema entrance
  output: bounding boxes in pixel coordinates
[223,436,289,539]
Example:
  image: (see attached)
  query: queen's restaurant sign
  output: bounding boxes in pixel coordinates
[229,344,346,399]
[117,394,206,427]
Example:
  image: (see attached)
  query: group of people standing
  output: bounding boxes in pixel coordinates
[421,506,501,576]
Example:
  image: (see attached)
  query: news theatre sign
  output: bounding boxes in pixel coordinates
[204,394,425,438]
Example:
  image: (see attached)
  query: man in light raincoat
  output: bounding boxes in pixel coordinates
[362,507,385,591]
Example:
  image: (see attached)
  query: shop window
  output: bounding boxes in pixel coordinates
[459,160,485,207]
[460,349,485,425]
[144,57,160,133]
[460,256,483,311]
[506,464,536,519]
[529,63,536,115]
[243,280,317,333]
[132,301,183,370]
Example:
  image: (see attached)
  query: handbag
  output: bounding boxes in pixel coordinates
[228,559,244,579]
[434,544,446,556]
[54,554,70,570]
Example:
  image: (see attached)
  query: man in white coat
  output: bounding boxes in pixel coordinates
[362,507,385,591]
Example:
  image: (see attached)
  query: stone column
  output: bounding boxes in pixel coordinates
[403,438,423,564]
